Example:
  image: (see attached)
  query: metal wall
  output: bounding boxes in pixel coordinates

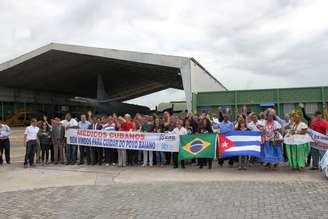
[0,86,91,120]
[193,86,328,119]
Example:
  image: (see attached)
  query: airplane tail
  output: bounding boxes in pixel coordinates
[97,74,110,100]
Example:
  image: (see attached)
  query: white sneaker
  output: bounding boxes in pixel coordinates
[142,163,147,167]
[105,163,109,167]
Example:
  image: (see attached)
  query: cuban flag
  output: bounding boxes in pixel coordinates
[219,130,261,158]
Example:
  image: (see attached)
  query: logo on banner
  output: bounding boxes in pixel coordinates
[160,134,176,141]
[182,138,210,155]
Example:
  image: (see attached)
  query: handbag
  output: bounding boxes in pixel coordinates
[272,131,283,145]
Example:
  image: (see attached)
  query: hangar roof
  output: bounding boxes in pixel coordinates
[0,43,225,102]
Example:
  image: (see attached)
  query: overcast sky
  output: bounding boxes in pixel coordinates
[1,0,328,108]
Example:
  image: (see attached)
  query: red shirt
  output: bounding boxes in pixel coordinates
[310,118,328,135]
[121,121,133,131]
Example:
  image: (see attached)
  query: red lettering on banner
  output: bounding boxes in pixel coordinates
[76,129,146,140]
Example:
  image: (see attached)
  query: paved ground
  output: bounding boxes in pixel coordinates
[0,128,327,219]
[0,180,327,219]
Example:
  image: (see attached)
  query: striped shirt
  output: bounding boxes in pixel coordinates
[0,124,11,139]
[102,123,116,131]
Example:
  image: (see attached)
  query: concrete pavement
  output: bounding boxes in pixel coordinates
[1,128,327,218]
[0,162,325,193]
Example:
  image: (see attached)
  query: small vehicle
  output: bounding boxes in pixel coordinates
[2,111,43,126]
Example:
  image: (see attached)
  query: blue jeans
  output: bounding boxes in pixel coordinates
[156,151,166,165]
[24,140,37,165]
[239,156,248,169]
[66,144,76,164]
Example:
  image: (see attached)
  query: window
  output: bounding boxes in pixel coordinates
[305,103,318,114]
[61,106,69,112]
[221,105,232,113]
[239,105,251,114]
[283,103,295,114]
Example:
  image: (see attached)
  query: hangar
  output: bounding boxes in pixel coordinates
[0,43,226,120]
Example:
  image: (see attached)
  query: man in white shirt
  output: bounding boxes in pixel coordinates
[0,122,11,165]
[247,112,261,131]
[24,119,39,168]
[172,118,187,169]
[62,113,78,165]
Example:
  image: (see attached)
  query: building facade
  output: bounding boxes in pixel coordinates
[192,86,328,119]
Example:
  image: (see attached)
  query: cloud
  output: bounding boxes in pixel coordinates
[0,0,328,108]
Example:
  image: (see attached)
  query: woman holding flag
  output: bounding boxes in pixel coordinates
[259,109,284,168]
[284,111,312,171]
[235,114,250,170]
[198,118,213,169]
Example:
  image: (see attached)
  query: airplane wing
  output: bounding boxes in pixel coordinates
[69,96,124,104]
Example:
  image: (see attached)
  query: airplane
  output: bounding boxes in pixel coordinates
[69,74,151,116]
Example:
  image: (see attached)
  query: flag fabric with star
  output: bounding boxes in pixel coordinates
[219,131,261,158]
[178,133,217,160]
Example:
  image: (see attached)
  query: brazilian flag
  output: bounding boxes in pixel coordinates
[178,133,217,160]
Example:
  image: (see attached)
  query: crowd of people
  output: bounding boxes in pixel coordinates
[1,103,327,172]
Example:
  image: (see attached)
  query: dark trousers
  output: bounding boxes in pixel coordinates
[24,140,37,165]
[91,147,97,164]
[0,138,10,164]
[79,145,89,164]
[307,153,312,166]
[104,148,117,164]
[173,152,185,168]
[104,148,111,164]
[40,143,49,163]
[93,147,103,165]
[49,142,54,162]
[311,147,325,168]
[218,157,234,166]
[85,146,92,164]
[199,158,212,169]
[66,144,77,164]
[165,152,171,165]
[127,150,137,166]
[283,143,288,162]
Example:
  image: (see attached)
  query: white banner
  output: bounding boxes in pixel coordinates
[66,129,179,152]
[307,128,328,151]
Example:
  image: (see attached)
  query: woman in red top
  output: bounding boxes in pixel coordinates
[116,116,130,167]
